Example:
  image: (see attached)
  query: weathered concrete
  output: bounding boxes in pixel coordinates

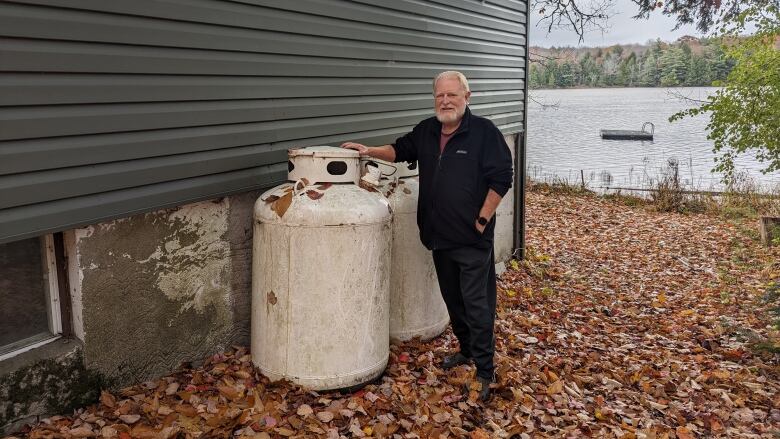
[66,192,259,387]
[494,134,517,263]
[0,339,105,436]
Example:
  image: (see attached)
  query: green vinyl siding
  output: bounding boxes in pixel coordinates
[0,0,527,244]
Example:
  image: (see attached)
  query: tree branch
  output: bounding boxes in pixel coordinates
[529,93,561,109]
[532,0,615,43]
[666,88,710,105]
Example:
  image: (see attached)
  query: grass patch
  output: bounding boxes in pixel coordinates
[528,178,595,197]
[528,163,780,220]
[640,163,778,219]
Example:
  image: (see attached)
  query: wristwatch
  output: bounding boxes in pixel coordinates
[477,216,489,226]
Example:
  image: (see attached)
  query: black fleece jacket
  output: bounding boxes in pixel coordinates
[392,107,514,250]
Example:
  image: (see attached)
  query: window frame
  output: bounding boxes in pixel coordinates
[0,234,63,362]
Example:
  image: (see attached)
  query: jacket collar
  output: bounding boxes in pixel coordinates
[434,106,472,136]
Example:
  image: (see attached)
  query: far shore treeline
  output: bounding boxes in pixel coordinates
[529,37,736,89]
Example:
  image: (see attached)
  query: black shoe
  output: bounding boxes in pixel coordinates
[462,375,494,402]
[441,352,471,369]
[476,375,493,402]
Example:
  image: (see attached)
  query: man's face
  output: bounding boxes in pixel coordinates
[434,77,470,124]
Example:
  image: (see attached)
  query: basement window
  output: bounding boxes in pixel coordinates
[0,235,62,361]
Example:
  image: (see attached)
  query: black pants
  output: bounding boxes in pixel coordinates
[432,245,496,380]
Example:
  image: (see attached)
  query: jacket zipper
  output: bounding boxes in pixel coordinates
[431,128,461,250]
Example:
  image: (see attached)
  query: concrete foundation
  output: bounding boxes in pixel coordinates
[64,191,259,386]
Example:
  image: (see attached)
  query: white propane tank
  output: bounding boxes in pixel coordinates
[252,146,392,390]
[362,159,449,342]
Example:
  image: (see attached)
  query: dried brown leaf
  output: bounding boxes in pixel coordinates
[546,380,564,395]
[296,404,313,417]
[118,414,140,424]
[271,191,293,217]
[69,427,95,438]
[100,391,116,408]
[316,411,334,423]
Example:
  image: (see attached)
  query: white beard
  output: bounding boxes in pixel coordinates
[435,108,464,124]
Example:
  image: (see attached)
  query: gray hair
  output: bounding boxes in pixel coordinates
[433,71,470,93]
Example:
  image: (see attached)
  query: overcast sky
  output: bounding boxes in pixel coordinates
[529,0,704,47]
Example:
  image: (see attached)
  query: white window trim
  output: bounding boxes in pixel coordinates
[0,235,63,362]
[43,234,63,335]
[0,334,61,362]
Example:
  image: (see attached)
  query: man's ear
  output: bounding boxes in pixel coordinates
[465,91,471,103]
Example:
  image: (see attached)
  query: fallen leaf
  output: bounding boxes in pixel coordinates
[306,190,323,200]
[118,414,141,424]
[275,427,295,437]
[432,412,451,423]
[69,427,95,438]
[217,385,239,400]
[100,391,116,408]
[165,382,179,395]
[676,426,694,439]
[296,404,313,417]
[546,380,564,395]
[271,191,293,217]
[316,411,334,422]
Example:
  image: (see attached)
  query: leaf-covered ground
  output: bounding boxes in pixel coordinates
[10,191,780,438]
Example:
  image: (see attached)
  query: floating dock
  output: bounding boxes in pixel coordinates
[601,122,654,140]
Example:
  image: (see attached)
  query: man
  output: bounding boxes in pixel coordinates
[342,71,513,401]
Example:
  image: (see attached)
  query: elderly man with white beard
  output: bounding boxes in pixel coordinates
[342,71,513,402]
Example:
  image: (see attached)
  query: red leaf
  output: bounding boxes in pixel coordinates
[306,190,324,200]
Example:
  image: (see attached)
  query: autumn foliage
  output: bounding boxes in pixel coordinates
[9,190,779,438]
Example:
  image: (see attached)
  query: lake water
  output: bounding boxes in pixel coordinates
[526,87,780,192]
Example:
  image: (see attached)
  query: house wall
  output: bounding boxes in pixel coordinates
[0,0,527,245]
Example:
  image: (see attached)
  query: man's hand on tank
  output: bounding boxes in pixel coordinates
[340,142,369,156]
